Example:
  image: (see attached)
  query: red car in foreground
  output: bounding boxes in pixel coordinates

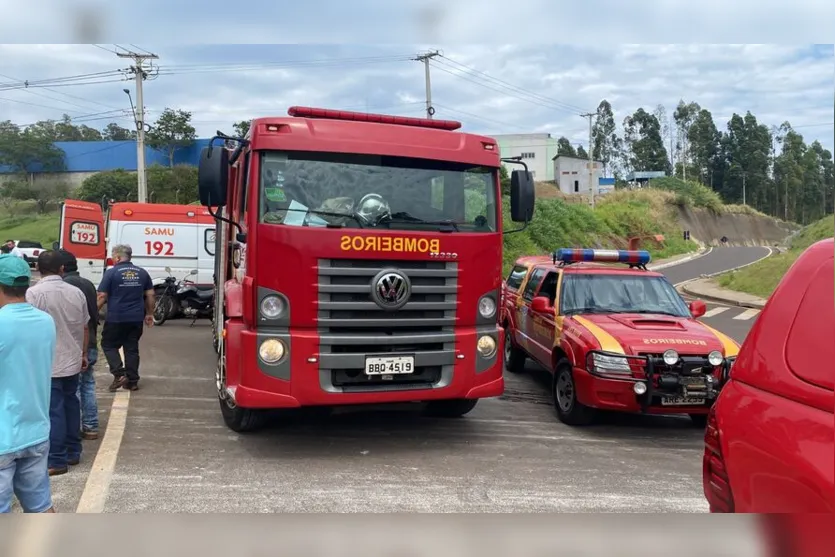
[704,237,834,512]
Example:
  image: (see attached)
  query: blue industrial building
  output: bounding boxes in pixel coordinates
[0,138,211,174]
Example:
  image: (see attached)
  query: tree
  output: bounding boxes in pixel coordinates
[146,108,197,167]
[622,108,670,173]
[30,179,69,213]
[687,109,720,187]
[591,100,620,177]
[0,120,65,173]
[75,169,138,203]
[556,137,577,157]
[576,145,588,159]
[653,104,672,169]
[147,164,199,204]
[102,122,136,141]
[499,165,511,196]
[673,100,701,179]
[233,120,251,137]
[25,114,103,141]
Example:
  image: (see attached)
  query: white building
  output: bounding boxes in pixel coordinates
[553,155,604,195]
[493,133,557,181]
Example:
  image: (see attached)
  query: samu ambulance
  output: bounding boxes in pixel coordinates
[56,199,217,289]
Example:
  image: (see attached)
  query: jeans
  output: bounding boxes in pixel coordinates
[76,347,99,432]
[49,375,82,470]
[101,321,144,384]
[0,440,53,513]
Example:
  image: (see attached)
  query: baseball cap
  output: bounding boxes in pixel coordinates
[0,254,32,287]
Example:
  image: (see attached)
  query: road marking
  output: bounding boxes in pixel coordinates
[703,307,729,318]
[76,348,131,514]
[733,308,761,321]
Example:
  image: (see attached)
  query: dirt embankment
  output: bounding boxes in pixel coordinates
[677,206,800,247]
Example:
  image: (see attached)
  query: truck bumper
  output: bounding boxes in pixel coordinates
[573,366,712,415]
[225,321,505,409]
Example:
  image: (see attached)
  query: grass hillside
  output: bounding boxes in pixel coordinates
[0,201,60,246]
[717,214,834,298]
[502,185,701,274]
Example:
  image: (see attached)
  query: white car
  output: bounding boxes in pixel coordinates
[12,240,45,267]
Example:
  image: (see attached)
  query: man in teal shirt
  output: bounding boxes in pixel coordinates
[0,255,57,513]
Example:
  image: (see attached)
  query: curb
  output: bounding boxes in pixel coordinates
[648,247,711,271]
[680,279,766,309]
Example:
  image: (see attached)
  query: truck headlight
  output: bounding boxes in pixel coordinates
[478,295,496,319]
[260,295,285,319]
[259,339,286,364]
[477,335,497,358]
[591,353,631,373]
[707,350,724,367]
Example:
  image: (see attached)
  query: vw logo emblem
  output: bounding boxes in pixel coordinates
[370,270,411,310]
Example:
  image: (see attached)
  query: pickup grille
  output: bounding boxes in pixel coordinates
[638,353,713,376]
[317,258,458,392]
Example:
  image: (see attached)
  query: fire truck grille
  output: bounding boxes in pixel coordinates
[316,258,458,392]
[638,353,713,375]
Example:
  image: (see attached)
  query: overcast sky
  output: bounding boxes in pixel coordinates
[0,44,832,153]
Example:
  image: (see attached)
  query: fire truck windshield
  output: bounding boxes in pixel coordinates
[561,274,691,317]
[258,151,498,232]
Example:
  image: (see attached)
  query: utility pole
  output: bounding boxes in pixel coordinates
[581,112,596,208]
[414,51,439,119]
[117,49,158,203]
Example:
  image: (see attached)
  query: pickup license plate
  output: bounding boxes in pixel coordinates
[660,396,706,406]
[365,355,415,375]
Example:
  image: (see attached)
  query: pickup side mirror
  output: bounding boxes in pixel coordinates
[690,300,707,318]
[510,170,535,223]
[190,269,199,275]
[198,146,229,207]
[530,296,551,313]
[52,241,59,250]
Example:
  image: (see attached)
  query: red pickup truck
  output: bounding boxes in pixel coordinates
[703,237,834,512]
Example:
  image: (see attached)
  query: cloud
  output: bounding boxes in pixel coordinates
[0,44,832,154]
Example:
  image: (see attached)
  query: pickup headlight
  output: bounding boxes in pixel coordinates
[478,295,496,319]
[707,350,724,367]
[590,353,631,374]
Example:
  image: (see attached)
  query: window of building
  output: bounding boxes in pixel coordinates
[520,152,536,159]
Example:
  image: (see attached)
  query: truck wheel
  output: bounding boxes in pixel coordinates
[552,358,597,426]
[219,398,267,433]
[503,329,526,373]
[217,346,266,432]
[423,398,478,418]
[689,414,708,428]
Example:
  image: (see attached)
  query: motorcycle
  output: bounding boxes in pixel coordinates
[153,267,215,327]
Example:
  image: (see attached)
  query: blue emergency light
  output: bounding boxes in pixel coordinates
[553,248,652,266]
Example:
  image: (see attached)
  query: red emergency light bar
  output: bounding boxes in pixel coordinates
[554,248,652,266]
[287,106,463,131]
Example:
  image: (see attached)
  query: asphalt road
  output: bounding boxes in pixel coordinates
[22,246,772,513]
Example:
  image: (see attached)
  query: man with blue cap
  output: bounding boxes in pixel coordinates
[0,254,57,513]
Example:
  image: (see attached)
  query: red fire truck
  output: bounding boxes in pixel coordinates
[198,106,535,431]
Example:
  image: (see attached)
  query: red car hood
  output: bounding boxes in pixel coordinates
[574,313,730,355]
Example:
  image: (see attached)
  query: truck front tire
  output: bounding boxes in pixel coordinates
[219,398,267,432]
[423,398,478,418]
[503,329,526,373]
[553,358,597,426]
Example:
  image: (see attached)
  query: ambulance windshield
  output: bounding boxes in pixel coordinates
[561,274,691,318]
[259,151,498,232]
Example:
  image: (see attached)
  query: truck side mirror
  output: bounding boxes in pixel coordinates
[198,146,229,207]
[510,170,535,223]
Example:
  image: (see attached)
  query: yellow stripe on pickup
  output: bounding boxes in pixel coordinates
[699,322,740,357]
[573,316,626,354]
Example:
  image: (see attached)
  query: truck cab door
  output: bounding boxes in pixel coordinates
[516,268,546,355]
[58,200,106,287]
[529,271,559,366]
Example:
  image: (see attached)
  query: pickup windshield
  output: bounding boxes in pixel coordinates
[561,274,691,318]
[258,151,498,232]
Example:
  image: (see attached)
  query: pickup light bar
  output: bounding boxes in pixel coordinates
[287,106,463,131]
[553,248,652,266]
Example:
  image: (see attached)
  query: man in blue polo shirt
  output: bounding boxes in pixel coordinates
[97,244,155,392]
[0,254,57,513]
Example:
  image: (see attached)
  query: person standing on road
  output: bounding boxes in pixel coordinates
[97,244,154,392]
[26,250,90,476]
[4,240,24,258]
[0,255,57,513]
[59,249,100,440]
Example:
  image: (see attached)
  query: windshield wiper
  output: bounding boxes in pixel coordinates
[385,212,460,232]
[625,310,682,316]
[565,307,615,315]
